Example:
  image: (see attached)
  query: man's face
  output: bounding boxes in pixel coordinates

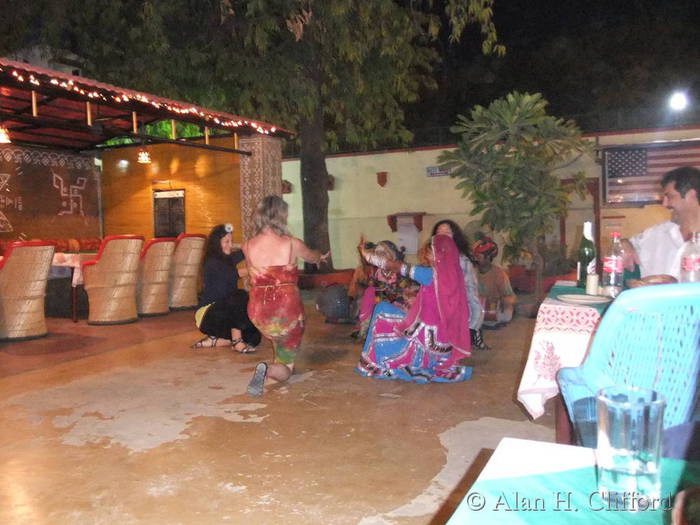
[662,181,696,223]
[474,252,488,269]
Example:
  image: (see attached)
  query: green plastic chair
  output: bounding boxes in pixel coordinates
[557,282,700,448]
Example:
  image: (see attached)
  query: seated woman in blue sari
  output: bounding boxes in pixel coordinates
[356,234,473,383]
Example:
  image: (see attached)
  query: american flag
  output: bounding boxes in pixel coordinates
[603,144,700,204]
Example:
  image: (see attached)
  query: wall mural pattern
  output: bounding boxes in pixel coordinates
[0,145,100,240]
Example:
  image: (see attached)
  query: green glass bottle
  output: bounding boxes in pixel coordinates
[576,221,596,288]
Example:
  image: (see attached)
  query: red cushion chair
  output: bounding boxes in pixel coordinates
[82,235,144,325]
[137,238,176,316]
[0,241,56,340]
[0,239,13,256]
[169,233,206,310]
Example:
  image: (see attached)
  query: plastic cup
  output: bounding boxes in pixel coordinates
[596,386,665,511]
[586,273,599,295]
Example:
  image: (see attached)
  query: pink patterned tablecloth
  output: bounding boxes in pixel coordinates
[517,297,602,419]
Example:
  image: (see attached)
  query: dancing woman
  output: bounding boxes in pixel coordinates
[356,234,473,383]
[243,196,329,396]
[431,220,487,350]
[350,240,417,339]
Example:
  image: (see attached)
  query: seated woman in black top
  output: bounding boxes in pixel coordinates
[192,224,261,352]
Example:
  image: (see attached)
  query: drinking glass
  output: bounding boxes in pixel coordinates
[596,385,665,510]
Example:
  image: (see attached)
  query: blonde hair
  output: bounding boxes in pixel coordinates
[252,195,290,236]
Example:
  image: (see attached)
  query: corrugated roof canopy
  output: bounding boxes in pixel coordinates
[0,57,293,151]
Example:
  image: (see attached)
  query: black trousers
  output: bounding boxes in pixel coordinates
[199,289,261,346]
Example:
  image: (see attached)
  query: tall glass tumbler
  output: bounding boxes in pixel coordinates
[596,386,665,510]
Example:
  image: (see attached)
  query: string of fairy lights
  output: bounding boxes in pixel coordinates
[0,60,288,145]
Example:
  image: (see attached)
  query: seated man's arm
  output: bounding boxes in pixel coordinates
[500,268,517,307]
[621,238,640,271]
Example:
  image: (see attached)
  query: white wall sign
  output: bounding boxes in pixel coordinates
[154,190,185,199]
[426,166,450,177]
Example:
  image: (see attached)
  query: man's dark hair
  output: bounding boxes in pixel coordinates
[661,166,700,201]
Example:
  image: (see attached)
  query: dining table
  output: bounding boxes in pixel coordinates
[446,437,700,524]
[47,252,96,322]
[516,281,611,443]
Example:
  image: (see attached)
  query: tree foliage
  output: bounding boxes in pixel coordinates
[439,91,591,296]
[1,0,503,269]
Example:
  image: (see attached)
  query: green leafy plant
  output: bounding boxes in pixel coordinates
[439,91,591,297]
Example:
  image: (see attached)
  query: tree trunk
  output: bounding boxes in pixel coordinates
[299,107,333,272]
[532,238,545,300]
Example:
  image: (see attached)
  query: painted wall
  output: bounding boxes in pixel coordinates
[283,126,700,269]
[101,137,245,243]
[283,146,508,268]
[0,144,100,242]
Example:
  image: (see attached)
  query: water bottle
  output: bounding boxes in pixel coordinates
[601,231,624,297]
[680,232,700,283]
[576,221,596,288]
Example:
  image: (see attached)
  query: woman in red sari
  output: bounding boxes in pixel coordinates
[243,196,329,396]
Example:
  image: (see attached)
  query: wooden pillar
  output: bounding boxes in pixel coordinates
[31,91,38,117]
[239,135,283,240]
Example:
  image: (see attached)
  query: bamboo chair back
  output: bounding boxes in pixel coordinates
[0,241,56,340]
[169,233,206,309]
[137,238,176,316]
[82,235,144,325]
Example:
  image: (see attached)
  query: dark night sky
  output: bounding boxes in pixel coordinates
[406,0,700,137]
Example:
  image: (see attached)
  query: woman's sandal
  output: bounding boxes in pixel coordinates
[247,362,268,397]
[231,338,257,354]
[191,335,219,349]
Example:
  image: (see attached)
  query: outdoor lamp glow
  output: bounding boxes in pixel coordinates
[137,148,152,164]
[668,92,688,111]
[0,125,10,144]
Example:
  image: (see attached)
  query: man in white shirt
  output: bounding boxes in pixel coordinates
[622,166,700,279]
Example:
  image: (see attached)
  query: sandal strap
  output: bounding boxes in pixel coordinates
[192,335,218,348]
[232,340,256,353]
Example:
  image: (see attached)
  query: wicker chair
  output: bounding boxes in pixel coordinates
[557,282,700,447]
[0,241,56,340]
[82,235,144,325]
[137,238,176,316]
[169,233,206,310]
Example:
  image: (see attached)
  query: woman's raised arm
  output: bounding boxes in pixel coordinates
[292,237,330,266]
[358,237,403,274]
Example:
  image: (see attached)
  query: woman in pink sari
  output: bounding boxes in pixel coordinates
[356,234,472,383]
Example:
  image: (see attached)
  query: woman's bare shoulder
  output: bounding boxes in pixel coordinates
[247,233,294,265]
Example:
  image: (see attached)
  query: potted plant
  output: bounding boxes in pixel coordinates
[439,92,591,299]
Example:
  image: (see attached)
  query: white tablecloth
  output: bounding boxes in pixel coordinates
[49,252,95,286]
[517,296,601,419]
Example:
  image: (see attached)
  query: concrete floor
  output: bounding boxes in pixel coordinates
[0,295,555,525]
